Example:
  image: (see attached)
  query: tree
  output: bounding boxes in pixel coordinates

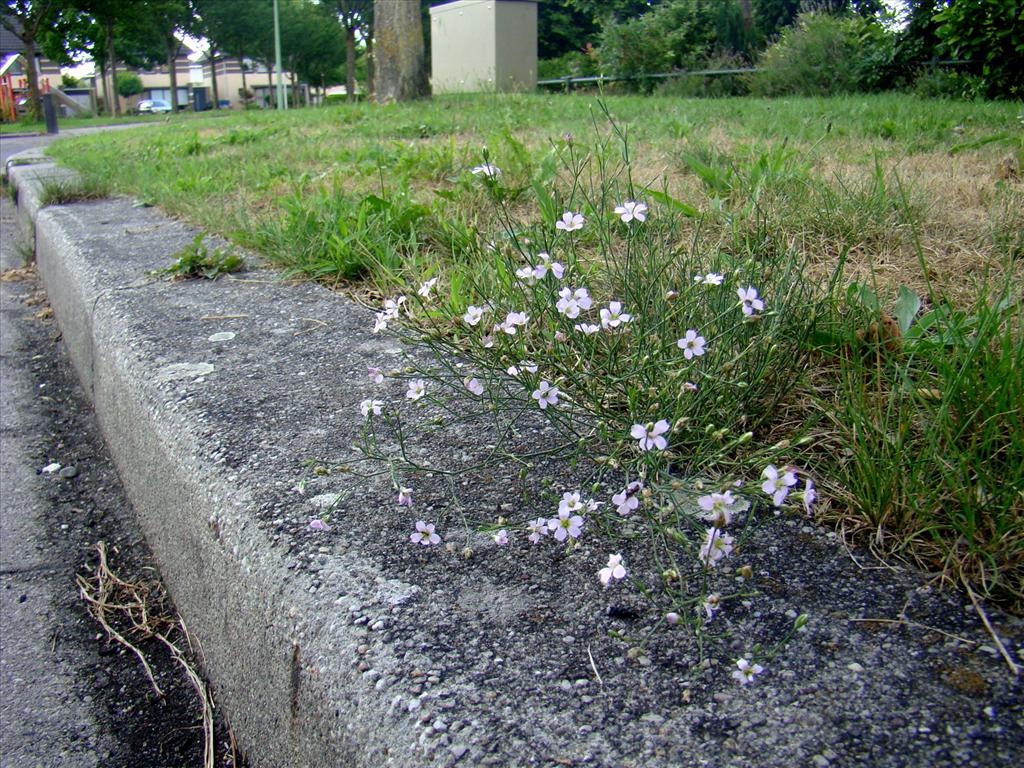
[2,0,60,122]
[147,0,197,112]
[116,70,142,98]
[373,0,427,102]
[195,0,271,106]
[333,0,371,101]
[538,0,599,59]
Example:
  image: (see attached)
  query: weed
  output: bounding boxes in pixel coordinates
[38,177,109,206]
[159,234,244,280]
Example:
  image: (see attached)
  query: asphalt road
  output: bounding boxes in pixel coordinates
[1,130,225,767]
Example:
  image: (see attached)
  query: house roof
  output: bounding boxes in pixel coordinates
[1,12,24,57]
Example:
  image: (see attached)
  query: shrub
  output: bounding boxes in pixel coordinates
[750,12,897,97]
[538,49,601,81]
[655,54,751,98]
[934,0,1024,100]
[116,72,144,99]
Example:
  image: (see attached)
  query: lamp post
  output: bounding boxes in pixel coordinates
[273,0,286,109]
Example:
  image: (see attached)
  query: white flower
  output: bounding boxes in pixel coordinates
[481,334,495,348]
[558,491,585,515]
[574,322,601,335]
[464,377,484,396]
[556,211,585,232]
[630,420,671,452]
[360,398,383,417]
[397,487,413,506]
[598,553,627,586]
[698,491,736,528]
[761,464,797,507]
[417,277,438,298]
[600,301,632,330]
[532,381,560,409]
[677,329,706,359]
[471,163,500,178]
[493,529,509,545]
[410,520,441,545]
[372,312,389,333]
[515,265,538,286]
[463,305,485,326]
[737,286,765,316]
[614,200,648,223]
[406,379,426,401]
[556,287,593,319]
[732,658,765,685]
[367,366,385,384]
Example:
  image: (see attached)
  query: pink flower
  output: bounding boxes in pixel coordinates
[556,287,593,319]
[368,366,385,384]
[499,311,528,335]
[463,305,485,326]
[703,593,722,621]
[698,491,736,528]
[360,399,383,417]
[598,554,627,586]
[397,487,413,507]
[614,200,648,223]
[308,518,331,532]
[548,509,584,541]
[556,211,585,232]
[410,520,441,546]
[698,527,734,567]
[802,479,817,516]
[574,322,600,335]
[761,464,797,507]
[732,658,765,685]
[677,329,706,359]
[406,379,426,401]
[464,377,485,396]
[493,529,509,545]
[532,381,560,409]
[611,481,642,516]
[737,286,764,316]
[630,420,671,451]
[527,518,548,544]
[535,252,564,280]
[600,301,632,330]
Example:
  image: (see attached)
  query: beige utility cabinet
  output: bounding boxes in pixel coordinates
[430,0,537,93]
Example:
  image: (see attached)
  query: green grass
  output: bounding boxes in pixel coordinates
[45,93,1024,610]
[0,110,230,135]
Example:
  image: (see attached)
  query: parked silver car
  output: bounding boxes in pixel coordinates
[136,99,173,114]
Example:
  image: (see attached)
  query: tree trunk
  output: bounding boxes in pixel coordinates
[738,0,753,32]
[266,64,273,107]
[239,57,248,106]
[96,58,107,115]
[167,36,179,111]
[373,0,428,103]
[20,35,42,123]
[209,54,220,109]
[105,17,120,117]
[366,34,374,97]
[345,26,356,101]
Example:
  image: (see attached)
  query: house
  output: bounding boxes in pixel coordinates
[93,41,211,112]
[0,13,64,120]
[201,52,307,109]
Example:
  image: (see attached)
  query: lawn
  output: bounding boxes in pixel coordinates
[46,92,1024,611]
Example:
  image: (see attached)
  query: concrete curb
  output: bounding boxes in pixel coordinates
[8,151,1022,768]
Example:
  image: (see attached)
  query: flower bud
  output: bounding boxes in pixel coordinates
[462,546,474,559]
[665,612,680,625]
[662,568,679,582]
[736,564,753,579]
[794,613,809,630]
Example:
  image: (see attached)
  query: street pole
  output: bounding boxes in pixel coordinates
[273,0,286,110]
